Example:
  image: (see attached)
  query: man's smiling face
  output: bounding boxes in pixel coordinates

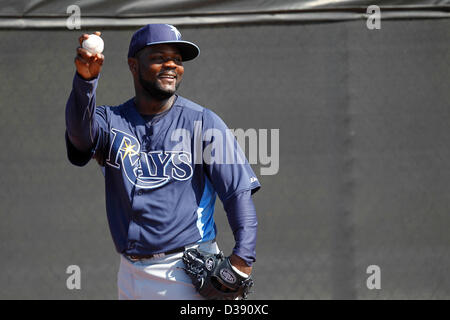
[135,44,184,100]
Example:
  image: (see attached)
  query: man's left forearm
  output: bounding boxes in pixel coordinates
[223,189,258,274]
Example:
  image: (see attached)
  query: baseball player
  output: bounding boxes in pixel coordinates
[65,24,260,299]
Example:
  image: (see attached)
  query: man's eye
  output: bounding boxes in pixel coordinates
[149,55,182,64]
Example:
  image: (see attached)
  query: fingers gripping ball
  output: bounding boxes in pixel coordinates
[182,249,254,300]
[82,34,104,54]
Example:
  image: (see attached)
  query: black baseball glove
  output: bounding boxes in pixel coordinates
[181,248,254,300]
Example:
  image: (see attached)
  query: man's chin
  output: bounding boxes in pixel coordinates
[138,74,179,100]
[148,87,175,100]
[140,82,175,100]
[155,84,177,97]
[158,84,177,94]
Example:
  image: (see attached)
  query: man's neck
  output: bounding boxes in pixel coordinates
[134,94,175,115]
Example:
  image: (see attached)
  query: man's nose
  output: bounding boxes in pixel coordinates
[162,58,178,68]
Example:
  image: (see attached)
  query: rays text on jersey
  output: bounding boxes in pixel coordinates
[106,128,193,189]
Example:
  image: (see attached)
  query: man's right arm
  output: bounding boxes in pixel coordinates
[65,32,105,165]
[65,73,100,153]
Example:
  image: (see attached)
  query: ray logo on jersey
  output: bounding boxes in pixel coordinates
[106,128,193,189]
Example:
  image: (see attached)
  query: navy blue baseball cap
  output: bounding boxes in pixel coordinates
[127,24,200,61]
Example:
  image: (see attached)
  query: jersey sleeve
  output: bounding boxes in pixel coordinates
[65,73,109,166]
[202,109,261,202]
[223,189,258,266]
[202,109,261,265]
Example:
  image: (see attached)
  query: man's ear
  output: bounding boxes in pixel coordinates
[128,57,138,76]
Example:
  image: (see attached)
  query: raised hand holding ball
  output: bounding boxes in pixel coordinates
[82,34,104,55]
[75,31,105,80]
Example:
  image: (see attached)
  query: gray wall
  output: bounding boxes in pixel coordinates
[0,19,449,299]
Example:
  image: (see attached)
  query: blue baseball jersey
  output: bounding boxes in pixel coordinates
[65,74,260,261]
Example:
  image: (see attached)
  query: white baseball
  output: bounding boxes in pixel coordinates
[82,34,104,55]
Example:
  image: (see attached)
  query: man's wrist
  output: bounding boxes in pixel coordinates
[229,254,252,276]
[75,71,99,82]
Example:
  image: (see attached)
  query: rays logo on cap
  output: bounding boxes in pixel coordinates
[168,25,181,40]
